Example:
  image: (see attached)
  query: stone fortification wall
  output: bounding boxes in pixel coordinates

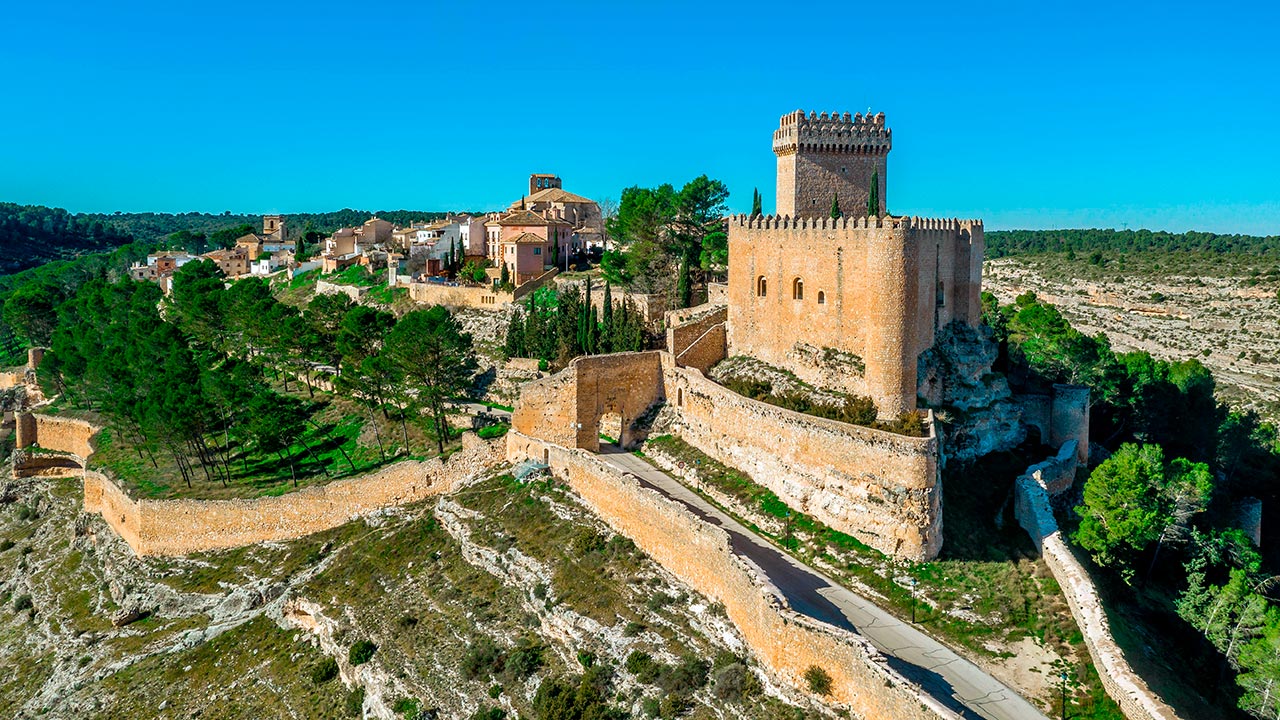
[1013,453,1183,720]
[83,434,502,556]
[665,305,727,374]
[506,431,958,720]
[407,281,510,309]
[510,351,942,560]
[1014,385,1091,463]
[0,370,27,390]
[725,214,982,416]
[512,352,666,452]
[664,360,941,560]
[1023,440,1078,496]
[15,413,98,460]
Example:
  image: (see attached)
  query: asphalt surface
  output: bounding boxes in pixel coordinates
[598,448,1049,720]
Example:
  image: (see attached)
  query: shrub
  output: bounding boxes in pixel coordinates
[469,707,506,720]
[13,594,33,612]
[660,655,708,695]
[503,637,545,679]
[392,697,420,719]
[622,621,645,637]
[712,662,759,702]
[310,657,340,685]
[804,665,833,695]
[348,640,377,666]
[462,636,503,679]
[345,687,365,716]
[625,651,662,685]
[487,683,502,698]
[0,539,14,552]
[16,504,34,521]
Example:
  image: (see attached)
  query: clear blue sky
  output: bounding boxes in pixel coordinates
[4,0,1278,233]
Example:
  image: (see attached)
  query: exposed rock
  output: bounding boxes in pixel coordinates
[918,322,1025,461]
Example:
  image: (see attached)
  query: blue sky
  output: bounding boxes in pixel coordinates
[3,0,1278,233]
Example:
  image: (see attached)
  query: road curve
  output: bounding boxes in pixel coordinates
[598,448,1049,720]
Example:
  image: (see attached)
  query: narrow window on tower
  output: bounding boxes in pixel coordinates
[792,278,804,300]
[756,276,767,297]
[936,281,945,306]
[817,290,826,305]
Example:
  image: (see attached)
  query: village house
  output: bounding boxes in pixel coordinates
[486,208,572,285]
[509,173,605,249]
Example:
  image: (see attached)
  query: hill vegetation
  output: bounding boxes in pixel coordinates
[986,228,1280,257]
[0,203,135,275]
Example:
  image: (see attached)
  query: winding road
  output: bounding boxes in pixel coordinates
[598,447,1049,720]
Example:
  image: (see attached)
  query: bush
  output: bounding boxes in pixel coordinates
[392,697,420,719]
[345,687,365,716]
[622,621,645,637]
[469,707,506,720]
[13,594,32,612]
[462,636,503,679]
[503,637,545,679]
[804,665,832,695]
[310,657,339,685]
[348,640,377,666]
[477,423,509,440]
[0,539,14,552]
[16,504,34,521]
[661,655,708,695]
[626,651,663,685]
[712,662,759,702]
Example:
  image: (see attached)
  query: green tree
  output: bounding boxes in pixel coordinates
[382,306,477,454]
[3,281,64,346]
[1075,443,1213,580]
[750,187,763,217]
[867,170,880,216]
[830,193,841,219]
[499,261,510,288]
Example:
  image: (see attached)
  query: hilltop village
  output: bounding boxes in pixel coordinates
[0,110,1271,720]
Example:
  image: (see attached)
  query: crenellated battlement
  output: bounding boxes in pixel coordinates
[773,109,891,156]
[731,214,983,234]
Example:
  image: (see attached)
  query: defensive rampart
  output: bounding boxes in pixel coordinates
[506,431,958,720]
[665,361,940,560]
[511,351,941,560]
[13,412,98,477]
[83,434,503,556]
[1013,451,1182,720]
[405,268,558,309]
[665,305,727,374]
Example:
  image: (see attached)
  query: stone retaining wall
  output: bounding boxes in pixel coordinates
[13,413,97,477]
[507,430,959,720]
[1013,452,1183,720]
[665,361,941,560]
[665,305,727,374]
[82,434,503,556]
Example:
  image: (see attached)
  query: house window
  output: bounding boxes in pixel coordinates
[817,290,826,305]
[756,276,767,297]
[792,278,803,300]
[534,248,542,255]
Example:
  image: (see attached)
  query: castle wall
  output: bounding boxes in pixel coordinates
[665,305,727,374]
[83,435,502,556]
[572,352,666,449]
[1050,384,1090,463]
[1013,454,1183,720]
[725,215,983,416]
[664,361,941,560]
[15,413,98,459]
[506,431,959,720]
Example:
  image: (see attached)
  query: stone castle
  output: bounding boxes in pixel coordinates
[730,110,984,416]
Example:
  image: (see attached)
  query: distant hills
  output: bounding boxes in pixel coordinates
[6,201,1280,278]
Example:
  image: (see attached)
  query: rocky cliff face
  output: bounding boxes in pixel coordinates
[918,322,1025,462]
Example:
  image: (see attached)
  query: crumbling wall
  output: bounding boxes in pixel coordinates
[506,431,959,720]
[1013,453,1183,720]
[14,413,97,461]
[83,435,502,556]
[663,359,941,560]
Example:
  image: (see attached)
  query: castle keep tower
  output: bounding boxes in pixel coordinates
[728,110,983,417]
[774,110,890,218]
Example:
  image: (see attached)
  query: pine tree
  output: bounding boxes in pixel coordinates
[867,171,880,216]
[751,188,763,217]
[830,193,841,219]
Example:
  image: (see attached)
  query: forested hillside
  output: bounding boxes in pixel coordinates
[0,204,135,274]
[987,228,1280,257]
[89,209,462,245]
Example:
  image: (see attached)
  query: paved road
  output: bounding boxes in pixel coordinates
[599,448,1048,720]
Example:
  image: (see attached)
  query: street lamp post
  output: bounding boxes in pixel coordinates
[1060,671,1068,720]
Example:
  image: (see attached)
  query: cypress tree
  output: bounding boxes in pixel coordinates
[499,261,509,287]
[751,188,763,217]
[867,171,880,216]
[601,282,614,352]
[830,193,841,219]
[588,305,600,355]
